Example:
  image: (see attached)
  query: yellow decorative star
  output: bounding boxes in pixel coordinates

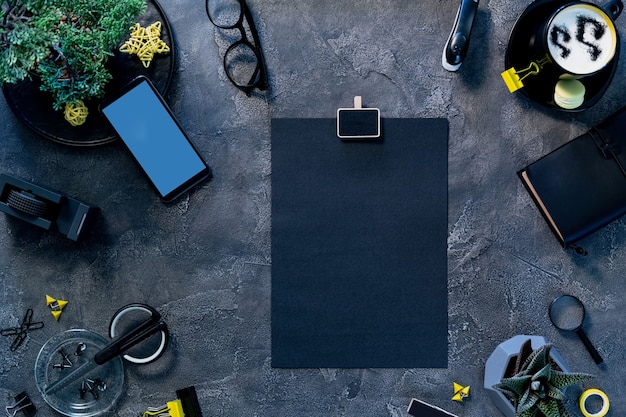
[119,21,170,68]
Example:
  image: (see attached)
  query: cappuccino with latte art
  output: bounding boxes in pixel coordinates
[547,4,617,75]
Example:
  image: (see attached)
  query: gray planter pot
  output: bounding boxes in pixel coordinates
[483,335,570,417]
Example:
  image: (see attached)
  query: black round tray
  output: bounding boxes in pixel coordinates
[505,0,619,112]
[2,0,175,146]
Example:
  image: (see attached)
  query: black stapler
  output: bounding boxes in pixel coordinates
[442,0,479,71]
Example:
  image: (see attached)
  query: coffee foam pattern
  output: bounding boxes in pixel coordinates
[547,4,616,75]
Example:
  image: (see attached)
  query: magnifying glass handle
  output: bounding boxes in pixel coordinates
[576,328,603,365]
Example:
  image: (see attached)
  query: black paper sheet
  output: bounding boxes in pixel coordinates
[271,118,448,368]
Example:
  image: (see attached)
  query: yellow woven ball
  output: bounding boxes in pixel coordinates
[64,100,89,126]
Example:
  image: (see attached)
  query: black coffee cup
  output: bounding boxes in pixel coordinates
[505,0,623,111]
[540,0,622,77]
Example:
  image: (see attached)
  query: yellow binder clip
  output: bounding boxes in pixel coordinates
[143,400,184,417]
[501,55,551,93]
[142,386,202,417]
[452,382,470,402]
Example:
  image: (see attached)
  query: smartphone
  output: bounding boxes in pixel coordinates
[407,399,458,417]
[102,76,211,202]
[336,108,381,139]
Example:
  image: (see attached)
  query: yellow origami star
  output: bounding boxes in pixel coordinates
[46,294,68,321]
[119,21,170,68]
[452,382,470,402]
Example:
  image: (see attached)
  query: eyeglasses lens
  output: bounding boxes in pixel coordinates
[207,0,242,28]
[225,42,261,88]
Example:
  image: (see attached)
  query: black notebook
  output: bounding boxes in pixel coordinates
[518,106,626,248]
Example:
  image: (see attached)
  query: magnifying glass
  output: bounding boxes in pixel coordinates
[549,295,603,365]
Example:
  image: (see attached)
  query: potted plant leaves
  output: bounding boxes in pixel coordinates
[0,0,146,125]
[484,335,593,417]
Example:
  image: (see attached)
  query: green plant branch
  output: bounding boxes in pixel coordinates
[0,0,146,111]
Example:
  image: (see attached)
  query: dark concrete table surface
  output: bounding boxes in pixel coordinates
[2,1,626,416]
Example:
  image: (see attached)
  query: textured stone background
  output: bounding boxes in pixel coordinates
[2,0,626,416]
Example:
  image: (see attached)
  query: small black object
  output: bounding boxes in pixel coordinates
[82,378,106,400]
[5,391,36,417]
[407,398,458,417]
[0,174,98,241]
[176,386,203,417]
[442,0,479,71]
[53,348,74,370]
[75,342,87,356]
[0,309,44,352]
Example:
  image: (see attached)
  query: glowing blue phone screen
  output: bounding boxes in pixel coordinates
[103,80,206,197]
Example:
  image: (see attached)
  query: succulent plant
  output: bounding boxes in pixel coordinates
[493,339,593,417]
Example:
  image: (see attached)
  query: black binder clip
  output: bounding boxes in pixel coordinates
[0,174,98,241]
[5,392,36,417]
[142,386,203,417]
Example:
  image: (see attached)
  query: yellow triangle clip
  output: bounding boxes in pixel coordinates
[46,294,68,320]
[452,382,470,402]
[46,294,56,306]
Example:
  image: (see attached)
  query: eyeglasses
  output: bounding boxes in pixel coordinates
[206,0,269,96]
